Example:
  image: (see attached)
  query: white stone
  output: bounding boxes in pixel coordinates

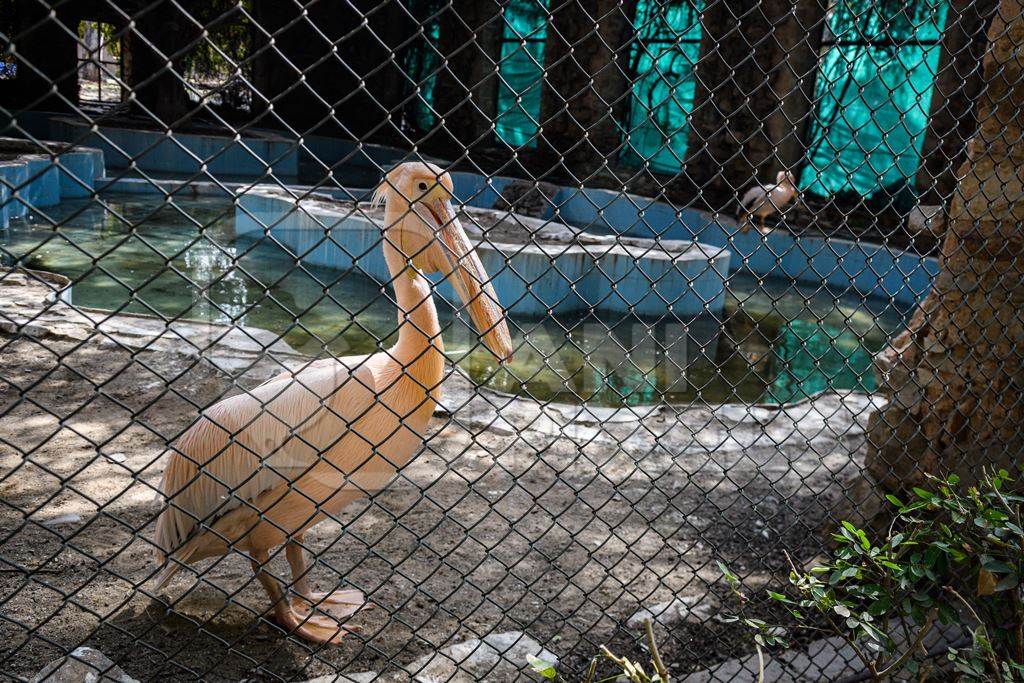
[406,631,558,682]
[30,647,138,683]
[297,674,377,683]
[41,513,82,527]
[626,595,719,630]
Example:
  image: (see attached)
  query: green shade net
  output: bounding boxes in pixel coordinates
[620,0,703,173]
[801,0,948,197]
[496,1,547,146]
[765,319,876,404]
[404,7,441,131]
[403,0,547,145]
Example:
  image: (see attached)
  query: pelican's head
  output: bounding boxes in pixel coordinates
[372,162,513,362]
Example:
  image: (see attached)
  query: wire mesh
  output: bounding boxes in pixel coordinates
[0,0,1017,680]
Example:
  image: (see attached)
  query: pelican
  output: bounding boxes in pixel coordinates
[152,162,513,644]
[737,170,797,234]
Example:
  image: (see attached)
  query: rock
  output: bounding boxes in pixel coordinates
[492,180,559,218]
[41,513,82,527]
[907,204,945,235]
[30,647,138,683]
[0,320,49,338]
[105,452,127,463]
[406,631,558,682]
[680,619,968,682]
[626,595,719,630]
[296,674,377,683]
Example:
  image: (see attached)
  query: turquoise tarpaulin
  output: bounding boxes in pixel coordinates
[404,0,547,146]
[495,1,548,147]
[800,0,948,198]
[620,0,704,173]
[405,0,944,189]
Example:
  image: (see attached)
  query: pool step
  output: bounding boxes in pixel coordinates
[0,139,104,228]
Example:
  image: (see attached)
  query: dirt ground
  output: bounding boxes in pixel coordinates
[0,269,870,681]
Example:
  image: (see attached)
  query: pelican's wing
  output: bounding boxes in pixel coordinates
[154,356,378,566]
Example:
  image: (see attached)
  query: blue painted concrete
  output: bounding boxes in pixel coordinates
[0,145,103,228]
[4,108,937,311]
[449,174,937,308]
[24,157,61,209]
[0,162,29,223]
[47,118,299,179]
[57,150,102,198]
[235,190,732,319]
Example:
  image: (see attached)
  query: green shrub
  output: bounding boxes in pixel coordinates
[727,469,1024,682]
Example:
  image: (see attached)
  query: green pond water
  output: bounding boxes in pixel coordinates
[1,195,909,406]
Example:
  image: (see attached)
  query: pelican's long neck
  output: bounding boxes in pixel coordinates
[381,208,445,393]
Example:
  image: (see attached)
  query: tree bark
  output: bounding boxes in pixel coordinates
[431,0,503,154]
[539,0,637,181]
[686,0,823,210]
[765,0,829,174]
[123,0,202,124]
[860,0,1024,517]
[916,0,1000,204]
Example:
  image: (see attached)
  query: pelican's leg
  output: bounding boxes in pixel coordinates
[251,548,353,644]
[285,535,368,622]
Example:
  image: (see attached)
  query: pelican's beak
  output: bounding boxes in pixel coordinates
[428,198,513,362]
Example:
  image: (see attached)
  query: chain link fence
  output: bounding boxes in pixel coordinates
[0,0,1020,680]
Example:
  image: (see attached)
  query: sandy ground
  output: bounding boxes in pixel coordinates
[0,269,873,681]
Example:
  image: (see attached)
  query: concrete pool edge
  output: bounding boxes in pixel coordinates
[0,138,105,228]
[5,111,937,308]
[94,173,939,311]
[232,187,734,319]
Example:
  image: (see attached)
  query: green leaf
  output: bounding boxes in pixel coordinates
[527,656,557,680]
[867,597,892,616]
[912,487,934,501]
[885,494,904,508]
[833,604,851,618]
[994,573,1020,592]
[981,556,1015,574]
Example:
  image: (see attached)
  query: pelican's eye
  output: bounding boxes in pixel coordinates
[417,181,428,192]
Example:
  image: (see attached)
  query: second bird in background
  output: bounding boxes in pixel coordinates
[737,171,798,234]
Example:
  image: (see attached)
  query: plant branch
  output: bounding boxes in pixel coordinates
[643,618,669,682]
[876,609,937,678]
[945,586,1004,683]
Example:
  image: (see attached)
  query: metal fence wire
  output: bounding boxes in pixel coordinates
[0,0,1020,680]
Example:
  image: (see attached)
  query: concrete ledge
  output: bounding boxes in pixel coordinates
[235,188,731,318]
[0,139,104,227]
[48,118,299,180]
[450,172,938,308]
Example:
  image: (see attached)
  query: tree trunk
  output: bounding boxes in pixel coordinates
[123,0,202,124]
[431,0,502,154]
[539,0,637,181]
[686,0,821,210]
[859,0,1024,518]
[765,0,829,174]
[915,0,1000,204]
